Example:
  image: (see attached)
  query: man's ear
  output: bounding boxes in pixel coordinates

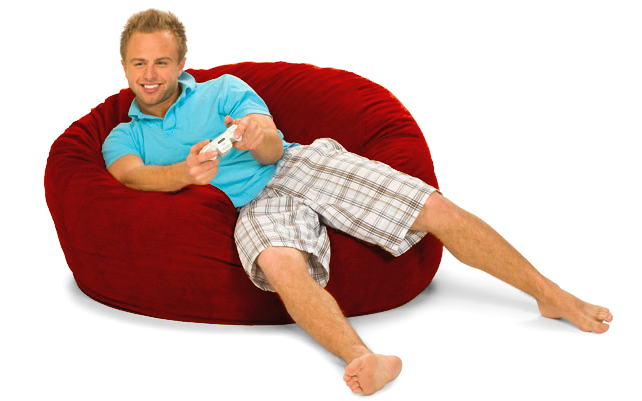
[121,59,127,73]
[178,57,186,73]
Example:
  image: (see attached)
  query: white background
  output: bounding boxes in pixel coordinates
[2,0,640,399]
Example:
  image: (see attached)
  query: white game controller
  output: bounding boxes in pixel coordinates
[199,124,242,160]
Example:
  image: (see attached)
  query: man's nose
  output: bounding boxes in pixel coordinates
[144,64,156,80]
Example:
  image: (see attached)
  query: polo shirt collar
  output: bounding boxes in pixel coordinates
[128,71,197,120]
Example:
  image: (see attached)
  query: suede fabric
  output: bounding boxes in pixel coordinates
[45,62,443,324]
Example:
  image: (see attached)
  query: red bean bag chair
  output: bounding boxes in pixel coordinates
[45,62,443,324]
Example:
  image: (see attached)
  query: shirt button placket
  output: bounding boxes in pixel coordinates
[164,109,176,136]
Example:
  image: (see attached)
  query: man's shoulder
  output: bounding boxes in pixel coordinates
[178,72,266,118]
[194,73,246,90]
[107,120,142,139]
[188,74,255,106]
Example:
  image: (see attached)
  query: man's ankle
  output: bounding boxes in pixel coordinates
[536,278,562,305]
[344,346,373,365]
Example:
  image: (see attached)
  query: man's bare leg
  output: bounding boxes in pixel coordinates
[412,192,613,333]
[257,247,402,395]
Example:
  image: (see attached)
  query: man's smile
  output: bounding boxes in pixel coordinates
[141,83,161,93]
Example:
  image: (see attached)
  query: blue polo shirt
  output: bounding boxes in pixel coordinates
[102,72,295,207]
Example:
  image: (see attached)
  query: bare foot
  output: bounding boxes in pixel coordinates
[343,353,402,395]
[537,287,613,333]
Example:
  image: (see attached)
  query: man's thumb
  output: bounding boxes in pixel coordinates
[191,139,210,154]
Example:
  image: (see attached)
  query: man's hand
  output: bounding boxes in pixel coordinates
[224,115,265,152]
[184,139,220,185]
[224,114,284,165]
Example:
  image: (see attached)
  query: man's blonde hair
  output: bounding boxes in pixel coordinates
[120,9,187,62]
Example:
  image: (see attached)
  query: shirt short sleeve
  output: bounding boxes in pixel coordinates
[102,124,142,169]
[221,75,272,120]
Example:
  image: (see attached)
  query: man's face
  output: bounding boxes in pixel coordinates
[121,30,186,118]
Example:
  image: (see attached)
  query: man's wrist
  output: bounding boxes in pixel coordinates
[250,128,283,165]
[171,161,192,189]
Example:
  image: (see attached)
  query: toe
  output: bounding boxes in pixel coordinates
[595,307,613,322]
[589,319,609,333]
[345,357,364,377]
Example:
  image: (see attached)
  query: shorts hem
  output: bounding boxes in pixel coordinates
[243,241,330,292]
[385,186,441,257]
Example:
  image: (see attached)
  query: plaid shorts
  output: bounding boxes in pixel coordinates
[234,138,439,292]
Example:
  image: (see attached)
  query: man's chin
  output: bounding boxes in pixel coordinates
[133,92,175,116]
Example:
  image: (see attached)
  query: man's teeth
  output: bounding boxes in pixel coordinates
[143,84,159,89]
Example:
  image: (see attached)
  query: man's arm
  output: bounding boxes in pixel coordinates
[226,114,284,165]
[107,140,219,192]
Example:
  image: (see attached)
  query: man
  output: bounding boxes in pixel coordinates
[103,9,613,396]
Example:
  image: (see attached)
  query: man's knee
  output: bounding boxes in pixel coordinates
[256,247,310,289]
[412,191,462,234]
